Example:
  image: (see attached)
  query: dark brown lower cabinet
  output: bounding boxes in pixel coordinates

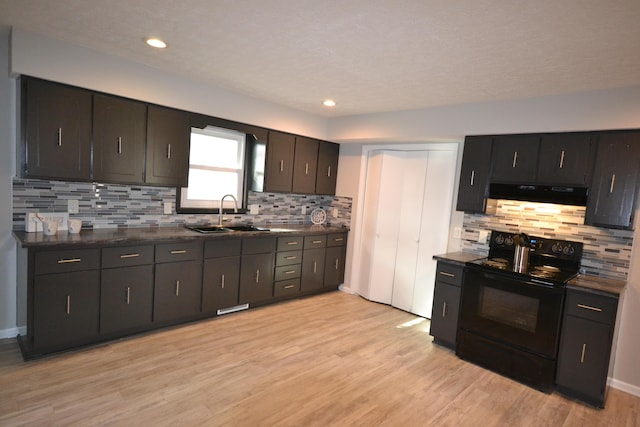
[100,265,153,334]
[301,248,325,292]
[324,245,345,288]
[429,261,464,348]
[239,253,274,304]
[203,256,241,312]
[33,270,100,349]
[153,260,202,323]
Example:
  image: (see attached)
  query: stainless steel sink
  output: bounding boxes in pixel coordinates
[226,225,270,232]
[185,224,270,234]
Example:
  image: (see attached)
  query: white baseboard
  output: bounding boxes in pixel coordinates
[0,326,22,340]
[609,377,640,398]
[338,284,355,294]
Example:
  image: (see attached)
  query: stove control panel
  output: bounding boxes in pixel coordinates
[489,230,583,262]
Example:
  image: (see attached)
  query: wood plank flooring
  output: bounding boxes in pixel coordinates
[1,291,638,426]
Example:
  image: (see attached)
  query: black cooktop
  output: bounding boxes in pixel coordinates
[467,230,583,285]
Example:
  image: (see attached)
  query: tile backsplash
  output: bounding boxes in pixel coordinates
[462,199,633,280]
[13,178,352,231]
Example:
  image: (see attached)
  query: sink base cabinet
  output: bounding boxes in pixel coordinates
[203,256,241,313]
[100,265,153,335]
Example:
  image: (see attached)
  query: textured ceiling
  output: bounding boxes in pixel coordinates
[1,0,639,117]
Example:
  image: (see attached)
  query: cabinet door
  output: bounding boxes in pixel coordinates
[100,265,153,334]
[429,281,461,348]
[145,105,191,187]
[456,135,493,213]
[585,132,640,229]
[316,141,340,195]
[33,270,100,349]
[324,245,345,288]
[556,316,612,406]
[301,248,326,291]
[153,260,202,323]
[203,256,241,312]
[537,133,594,185]
[292,136,318,194]
[491,135,540,183]
[93,94,147,184]
[264,131,295,193]
[239,253,274,304]
[24,78,92,180]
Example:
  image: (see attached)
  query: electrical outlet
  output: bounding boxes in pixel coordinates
[478,229,490,243]
[301,206,307,215]
[67,199,80,214]
[453,227,462,239]
[332,208,339,218]
[163,201,172,215]
[250,204,259,215]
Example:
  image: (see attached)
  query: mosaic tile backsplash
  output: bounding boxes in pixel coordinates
[13,178,352,231]
[461,199,633,280]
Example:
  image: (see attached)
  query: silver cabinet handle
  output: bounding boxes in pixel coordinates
[280,160,284,172]
[120,253,140,259]
[559,150,565,168]
[175,280,180,296]
[66,295,71,314]
[285,256,298,260]
[577,303,602,312]
[305,163,309,175]
[287,241,298,246]
[439,271,455,278]
[126,287,131,305]
[334,237,344,242]
[327,166,332,177]
[284,284,295,289]
[335,258,339,270]
[512,151,518,168]
[580,343,587,363]
[312,240,322,244]
[57,128,62,147]
[167,144,172,159]
[255,269,260,283]
[610,174,616,193]
[470,170,475,186]
[221,274,225,289]
[442,301,447,318]
[117,136,122,154]
[284,270,297,275]
[58,258,81,264]
[313,261,317,273]
[170,250,187,254]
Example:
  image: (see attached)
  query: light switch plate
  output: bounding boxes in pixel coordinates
[332,208,339,218]
[67,199,80,214]
[250,204,259,215]
[453,227,462,239]
[478,229,490,243]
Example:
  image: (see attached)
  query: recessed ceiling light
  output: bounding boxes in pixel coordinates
[145,38,167,49]
[323,99,336,107]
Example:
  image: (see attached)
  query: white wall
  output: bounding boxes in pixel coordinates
[329,89,640,396]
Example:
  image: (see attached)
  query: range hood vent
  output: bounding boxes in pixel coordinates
[489,183,588,206]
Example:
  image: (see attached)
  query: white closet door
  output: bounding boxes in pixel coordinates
[391,151,429,312]
[411,150,457,318]
[358,151,383,300]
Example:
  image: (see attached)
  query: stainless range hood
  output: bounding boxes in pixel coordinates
[489,183,588,206]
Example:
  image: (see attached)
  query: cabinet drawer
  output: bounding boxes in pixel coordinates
[277,236,303,251]
[435,262,463,287]
[565,290,618,325]
[304,235,327,249]
[242,237,276,254]
[274,279,301,297]
[155,241,202,263]
[275,264,302,281]
[102,245,154,268]
[204,239,241,258]
[327,233,346,247]
[35,249,100,275]
[275,250,303,266]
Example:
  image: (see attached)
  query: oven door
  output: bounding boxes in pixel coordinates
[458,266,565,358]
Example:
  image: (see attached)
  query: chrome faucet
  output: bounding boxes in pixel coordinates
[218,194,238,226]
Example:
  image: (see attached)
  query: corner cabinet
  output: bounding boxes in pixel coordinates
[429,261,464,348]
[456,136,493,213]
[556,288,620,408]
[145,105,192,187]
[22,78,92,180]
[585,131,640,230]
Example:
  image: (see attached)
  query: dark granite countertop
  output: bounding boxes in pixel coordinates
[568,275,626,297]
[433,251,485,266]
[13,223,349,248]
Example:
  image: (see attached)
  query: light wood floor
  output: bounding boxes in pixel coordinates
[1,291,638,426]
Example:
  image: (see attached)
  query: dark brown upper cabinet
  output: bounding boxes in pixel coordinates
[93,94,147,184]
[264,131,295,193]
[292,136,319,194]
[145,105,191,187]
[536,133,594,186]
[585,131,640,229]
[316,141,339,195]
[23,78,92,180]
[490,135,541,183]
[456,135,493,213]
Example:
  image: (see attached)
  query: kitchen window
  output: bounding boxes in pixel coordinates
[177,126,247,212]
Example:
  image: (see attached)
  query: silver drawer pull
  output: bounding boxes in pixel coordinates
[580,343,587,363]
[285,256,298,260]
[334,238,344,242]
[470,170,475,186]
[221,274,225,289]
[335,258,339,270]
[512,151,518,168]
[167,144,171,159]
[170,250,187,254]
[439,271,455,278]
[312,240,322,244]
[255,269,260,283]
[57,128,62,147]
[280,160,284,172]
[284,284,296,289]
[66,295,71,314]
[120,253,140,259]
[287,241,299,245]
[126,287,131,305]
[175,280,180,296]
[305,163,309,175]
[58,258,81,264]
[313,261,317,273]
[559,150,565,168]
[577,303,602,312]
[285,270,297,275]
[610,174,616,193]
[327,166,331,177]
